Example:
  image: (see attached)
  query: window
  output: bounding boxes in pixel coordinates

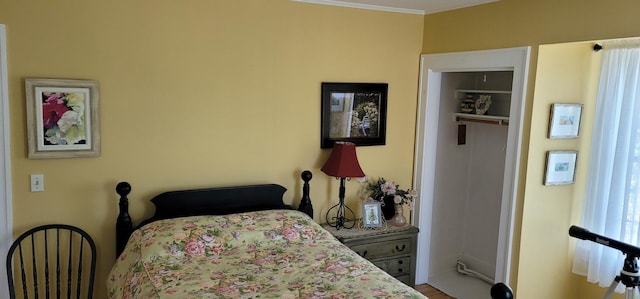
[573,39,640,289]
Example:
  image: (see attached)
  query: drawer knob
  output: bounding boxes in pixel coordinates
[395,244,406,252]
[357,250,368,258]
[398,260,403,264]
[398,268,403,273]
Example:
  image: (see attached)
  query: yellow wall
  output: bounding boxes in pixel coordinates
[524,41,603,299]
[6,0,640,298]
[0,0,423,296]
[423,0,640,298]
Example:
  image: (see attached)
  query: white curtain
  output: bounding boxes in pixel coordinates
[573,40,640,289]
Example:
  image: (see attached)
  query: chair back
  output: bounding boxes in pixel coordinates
[6,224,96,299]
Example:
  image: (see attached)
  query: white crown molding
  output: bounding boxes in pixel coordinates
[427,0,498,14]
[291,0,426,15]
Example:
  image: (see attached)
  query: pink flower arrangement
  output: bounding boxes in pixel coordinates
[360,177,418,206]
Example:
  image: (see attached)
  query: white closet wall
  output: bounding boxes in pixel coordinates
[429,71,512,287]
[461,123,506,277]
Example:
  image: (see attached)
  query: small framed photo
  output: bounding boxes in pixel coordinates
[544,151,578,185]
[25,78,100,159]
[362,201,383,228]
[548,103,583,139]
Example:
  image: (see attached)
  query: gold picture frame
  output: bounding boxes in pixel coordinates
[25,78,100,159]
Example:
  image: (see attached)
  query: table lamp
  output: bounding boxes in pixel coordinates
[321,141,365,229]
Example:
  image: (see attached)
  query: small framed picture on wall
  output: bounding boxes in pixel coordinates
[320,82,388,148]
[544,150,578,185]
[548,103,583,139]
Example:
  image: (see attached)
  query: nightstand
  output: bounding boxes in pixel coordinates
[322,224,419,287]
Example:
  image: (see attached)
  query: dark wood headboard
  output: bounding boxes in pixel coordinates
[115,171,314,258]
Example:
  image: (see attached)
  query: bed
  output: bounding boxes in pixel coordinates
[107,171,427,298]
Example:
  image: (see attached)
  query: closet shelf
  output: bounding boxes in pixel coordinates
[454,113,509,126]
[456,89,512,94]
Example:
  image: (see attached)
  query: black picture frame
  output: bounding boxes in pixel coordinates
[321,82,388,148]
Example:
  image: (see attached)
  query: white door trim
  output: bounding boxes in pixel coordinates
[413,46,530,286]
[0,24,13,298]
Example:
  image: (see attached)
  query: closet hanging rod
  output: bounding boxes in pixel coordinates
[455,115,509,126]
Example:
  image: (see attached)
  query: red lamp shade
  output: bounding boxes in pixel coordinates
[321,142,365,178]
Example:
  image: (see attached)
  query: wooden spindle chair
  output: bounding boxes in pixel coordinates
[6,224,96,299]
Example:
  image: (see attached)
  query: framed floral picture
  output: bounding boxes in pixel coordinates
[25,78,100,159]
[321,82,388,148]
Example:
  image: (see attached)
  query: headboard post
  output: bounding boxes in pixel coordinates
[298,170,313,219]
[115,181,133,258]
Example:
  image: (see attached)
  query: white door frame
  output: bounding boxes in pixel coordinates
[413,47,530,286]
[0,24,13,298]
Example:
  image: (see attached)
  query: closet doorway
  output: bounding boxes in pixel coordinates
[413,47,530,298]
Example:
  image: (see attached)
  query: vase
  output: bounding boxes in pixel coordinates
[390,204,407,227]
[380,195,396,220]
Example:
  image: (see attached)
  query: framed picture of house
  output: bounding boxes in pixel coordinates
[320,82,388,148]
[25,78,100,159]
[544,150,578,185]
[548,103,583,138]
[362,200,383,228]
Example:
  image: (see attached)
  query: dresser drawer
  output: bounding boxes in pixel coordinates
[350,238,412,260]
[394,274,411,285]
[372,256,411,276]
[322,224,418,288]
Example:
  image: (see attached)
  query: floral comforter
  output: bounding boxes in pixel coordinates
[107,210,427,299]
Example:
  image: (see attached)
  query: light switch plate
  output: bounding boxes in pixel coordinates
[30,174,44,192]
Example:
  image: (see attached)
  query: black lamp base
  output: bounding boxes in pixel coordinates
[326,201,355,230]
[325,177,355,230]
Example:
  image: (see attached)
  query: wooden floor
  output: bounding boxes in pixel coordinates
[415,284,456,299]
